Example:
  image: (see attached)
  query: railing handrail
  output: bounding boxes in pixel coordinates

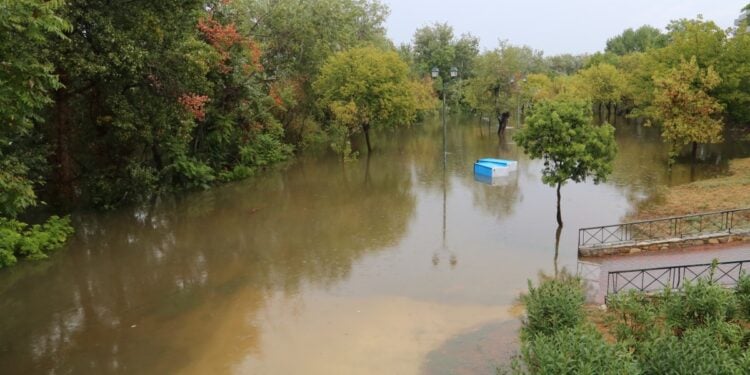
[579,207,750,232]
[606,259,749,297]
[578,207,750,248]
[607,259,749,276]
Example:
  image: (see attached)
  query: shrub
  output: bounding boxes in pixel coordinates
[239,133,293,167]
[638,324,749,374]
[170,156,216,190]
[736,272,750,319]
[521,276,585,337]
[520,324,640,374]
[0,216,73,268]
[664,276,736,331]
[608,290,662,343]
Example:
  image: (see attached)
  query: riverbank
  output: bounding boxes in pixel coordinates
[634,157,750,219]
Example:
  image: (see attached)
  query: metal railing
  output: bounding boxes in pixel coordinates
[578,208,750,249]
[607,260,750,297]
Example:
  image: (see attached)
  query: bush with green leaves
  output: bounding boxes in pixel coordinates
[517,268,750,375]
[521,275,586,337]
[0,216,73,268]
[637,323,750,374]
[608,290,662,343]
[664,276,737,331]
[737,272,750,319]
[520,324,640,375]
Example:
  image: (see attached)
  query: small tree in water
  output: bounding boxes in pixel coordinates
[513,99,617,226]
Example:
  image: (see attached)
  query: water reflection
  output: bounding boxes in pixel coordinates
[1,115,749,373]
[0,152,416,374]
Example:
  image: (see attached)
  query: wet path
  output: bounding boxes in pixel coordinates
[581,243,750,303]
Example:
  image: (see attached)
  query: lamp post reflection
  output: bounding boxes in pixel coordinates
[431,66,459,268]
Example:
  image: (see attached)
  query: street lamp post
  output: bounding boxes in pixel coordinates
[431,66,458,266]
[432,67,459,166]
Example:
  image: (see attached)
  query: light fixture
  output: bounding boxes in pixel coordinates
[431,67,440,78]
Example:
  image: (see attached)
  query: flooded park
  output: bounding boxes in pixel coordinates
[2,115,748,374]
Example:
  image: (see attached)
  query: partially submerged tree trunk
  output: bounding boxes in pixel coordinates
[556,182,563,227]
[691,141,698,161]
[497,112,511,134]
[362,122,372,153]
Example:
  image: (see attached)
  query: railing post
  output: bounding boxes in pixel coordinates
[729,211,734,234]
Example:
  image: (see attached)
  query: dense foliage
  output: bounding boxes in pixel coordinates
[0,0,431,268]
[517,276,639,374]
[461,6,750,162]
[314,46,435,155]
[0,0,73,267]
[3,2,749,271]
[516,269,750,374]
[521,275,586,337]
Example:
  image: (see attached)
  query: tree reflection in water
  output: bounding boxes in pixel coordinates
[0,152,416,374]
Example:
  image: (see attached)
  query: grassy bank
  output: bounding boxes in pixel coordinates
[635,157,750,219]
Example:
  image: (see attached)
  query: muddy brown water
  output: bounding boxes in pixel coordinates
[1,116,747,374]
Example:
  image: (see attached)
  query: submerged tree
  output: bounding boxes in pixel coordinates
[650,57,724,162]
[314,46,430,154]
[513,100,617,226]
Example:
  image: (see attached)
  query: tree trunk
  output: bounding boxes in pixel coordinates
[554,225,562,277]
[691,142,698,161]
[53,72,75,203]
[556,182,563,227]
[497,112,510,134]
[362,123,372,153]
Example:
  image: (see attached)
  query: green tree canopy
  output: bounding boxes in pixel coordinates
[650,57,724,161]
[0,0,74,268]
[464,43,544,117]
[662,17,726,69]
[314,46,425,153]
[605,25,668,55]
[411,22,479,80]
[234,0,391,141]
[513,99,617,226]
[576,63,628,114]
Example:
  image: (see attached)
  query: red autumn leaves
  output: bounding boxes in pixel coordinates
[181,8,266,121]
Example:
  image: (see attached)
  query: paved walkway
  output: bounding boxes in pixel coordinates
[578,242,750,304]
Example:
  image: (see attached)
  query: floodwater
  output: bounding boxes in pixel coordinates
[0,115,747,374]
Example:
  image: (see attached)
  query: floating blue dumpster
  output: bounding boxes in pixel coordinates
[477,158,517,171]
[473,158,517,178]
[474,160,509,177]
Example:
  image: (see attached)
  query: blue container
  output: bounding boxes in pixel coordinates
[473,161,509,177]
[477,158,517,170]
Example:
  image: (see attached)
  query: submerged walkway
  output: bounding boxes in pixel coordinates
[578,242,750,304]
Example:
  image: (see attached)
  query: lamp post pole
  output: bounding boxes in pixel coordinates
[431,66,458,258]
[432,67,459,168]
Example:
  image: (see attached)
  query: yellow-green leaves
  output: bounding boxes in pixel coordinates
[576,63,627,106]
[314,46,431,152]
[651,57,724,161]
